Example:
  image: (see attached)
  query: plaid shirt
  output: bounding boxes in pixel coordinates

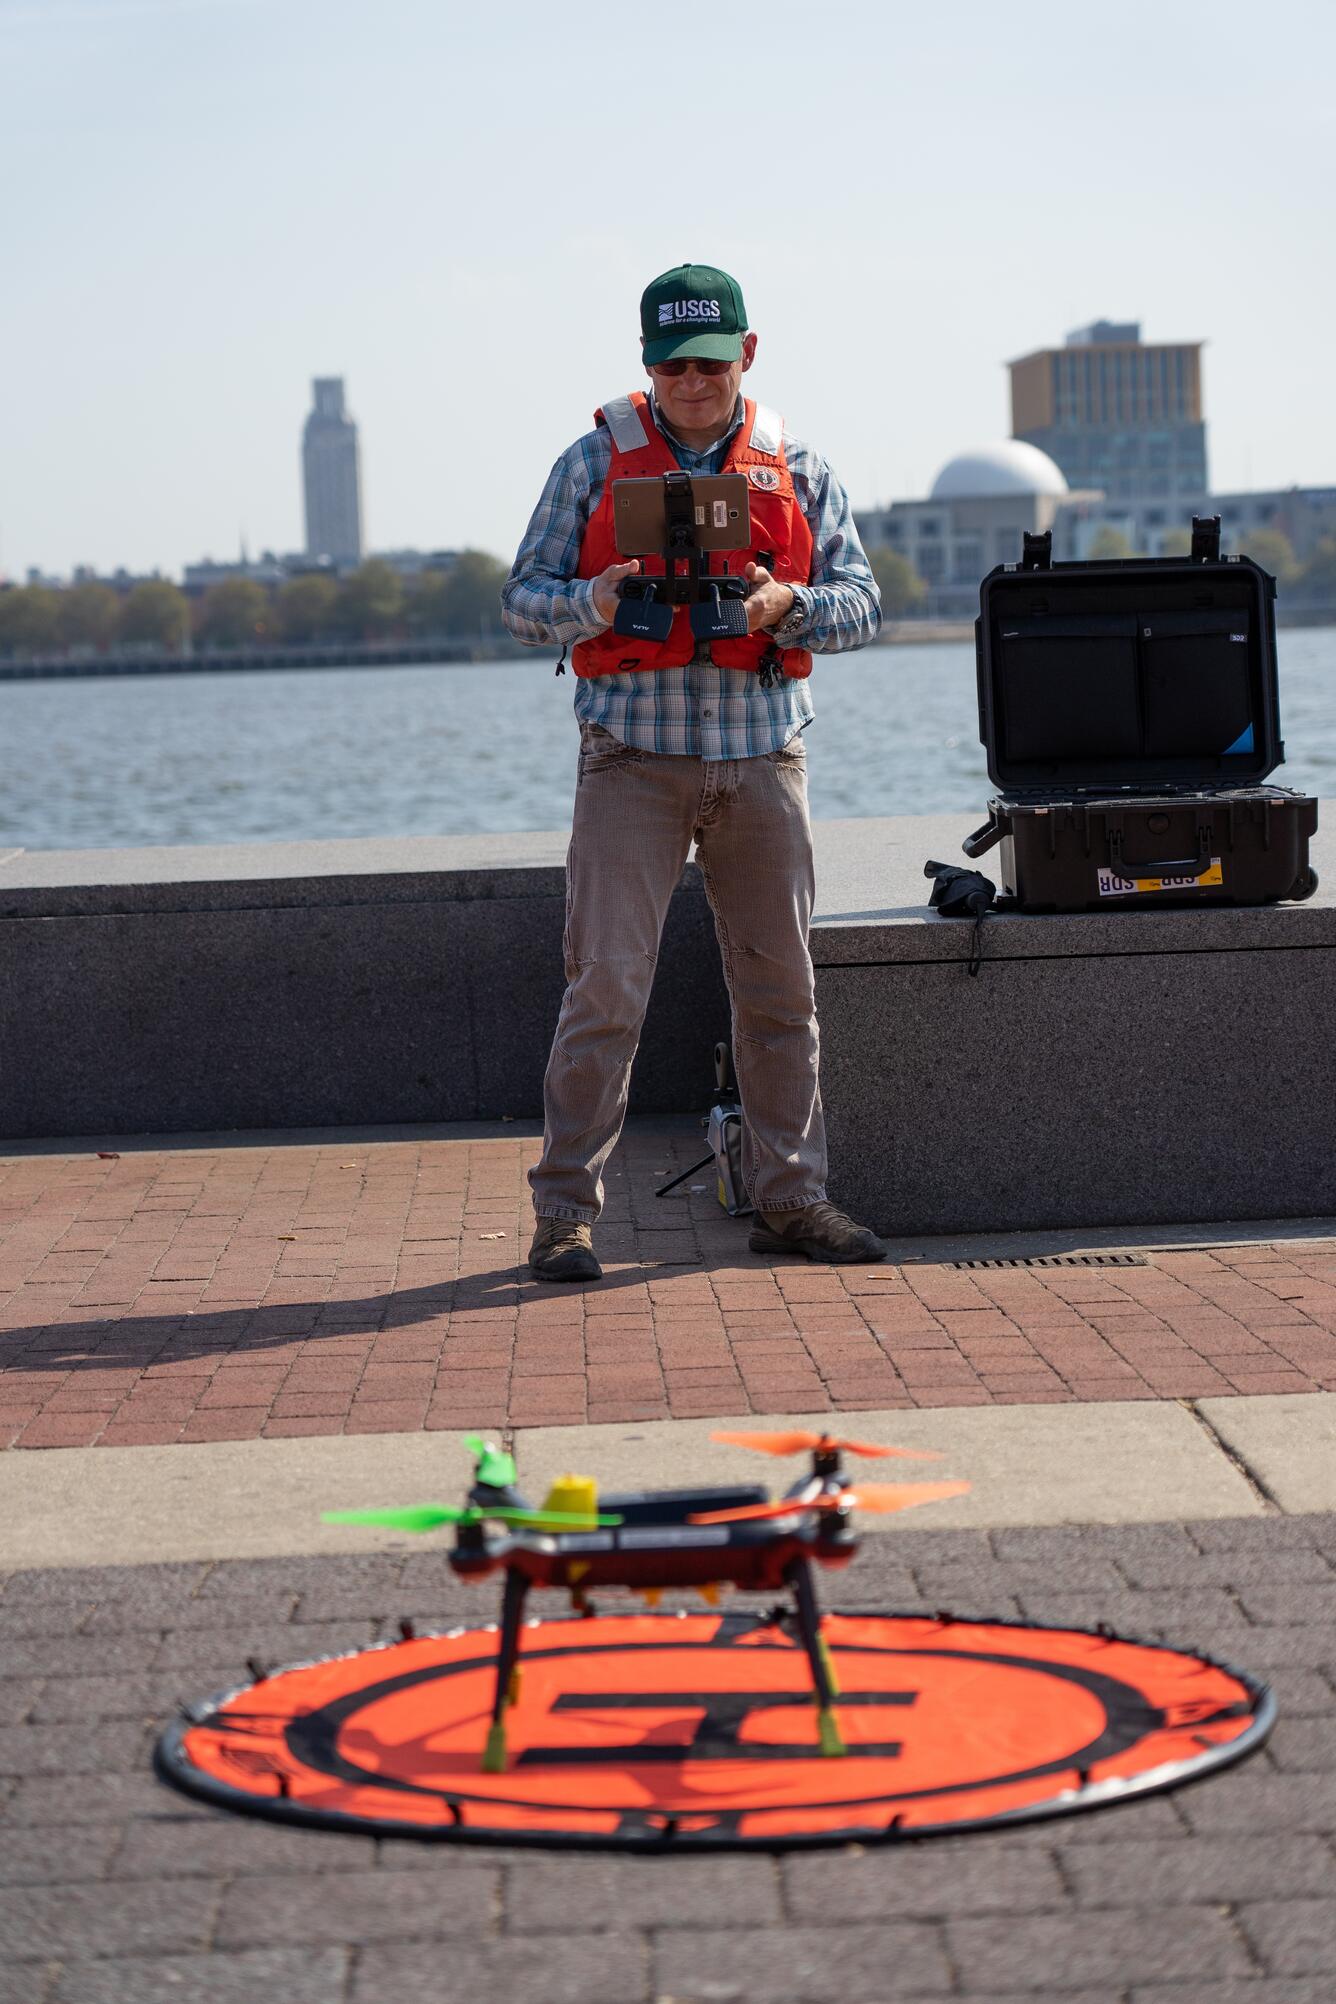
[500,393,880,760]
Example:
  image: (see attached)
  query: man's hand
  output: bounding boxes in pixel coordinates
[592,559,640,625]
[743,562,796,634]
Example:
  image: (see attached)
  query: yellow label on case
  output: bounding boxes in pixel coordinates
[1097,858,1224,897]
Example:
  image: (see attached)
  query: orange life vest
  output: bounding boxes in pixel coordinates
[572,391,813,680]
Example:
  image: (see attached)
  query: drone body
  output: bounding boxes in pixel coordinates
[325,1430,967,1771]
[446,1482,858,1597]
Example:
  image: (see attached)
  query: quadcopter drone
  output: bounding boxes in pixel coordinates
[326,1430,968,1771]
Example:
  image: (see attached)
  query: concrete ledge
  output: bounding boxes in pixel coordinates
[1198,1394,1336,1514]
[0,832,573,917]
[4,814,1333,1241]
[809,810,1336,1235]
[809,812,1336,963]
[2,1396,1316,1569]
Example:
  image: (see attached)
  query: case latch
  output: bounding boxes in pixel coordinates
[1190,515,1222,563]
[1020,530,1053,573]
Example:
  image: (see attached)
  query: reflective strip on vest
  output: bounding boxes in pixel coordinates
[600,395,652,455]
[749,403,784,457]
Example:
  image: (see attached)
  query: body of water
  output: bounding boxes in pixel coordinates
[1,631,1332,851]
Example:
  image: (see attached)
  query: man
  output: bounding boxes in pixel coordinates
[501,262,884,1282]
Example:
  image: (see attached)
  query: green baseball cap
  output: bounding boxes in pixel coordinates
[640,263,748,365]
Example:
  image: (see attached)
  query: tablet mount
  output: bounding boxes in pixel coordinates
[614,471,752,644]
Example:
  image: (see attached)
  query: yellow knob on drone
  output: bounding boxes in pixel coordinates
[543,1474,599,1526]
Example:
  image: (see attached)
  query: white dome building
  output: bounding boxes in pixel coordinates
[856,439,1098,617]
[929,441,1069,502]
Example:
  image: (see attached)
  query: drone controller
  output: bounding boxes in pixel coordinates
[612,470,753,644]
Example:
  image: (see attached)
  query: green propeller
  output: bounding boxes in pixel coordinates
[322,1504,622,1535]
[465,1434,518,1488]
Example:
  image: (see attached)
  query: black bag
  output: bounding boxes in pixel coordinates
[963,519,1319,913]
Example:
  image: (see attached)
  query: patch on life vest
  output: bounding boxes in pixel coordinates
[748,466,781,491]
[155,1609,1272,1850]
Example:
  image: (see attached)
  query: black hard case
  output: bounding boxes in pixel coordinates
[963,532,1318,912]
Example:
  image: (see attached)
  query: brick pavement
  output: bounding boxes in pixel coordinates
[0,1513,1332,2001]
[2,1122,1336,1447]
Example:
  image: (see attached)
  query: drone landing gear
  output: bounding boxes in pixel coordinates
[480,1557,846,1775]
[482,1569,530,1774]
[784,1555,847,1757]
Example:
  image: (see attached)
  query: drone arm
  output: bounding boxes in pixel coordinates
[469,1483,527,1516]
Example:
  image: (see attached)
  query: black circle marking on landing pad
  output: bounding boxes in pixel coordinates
[155,1610,1275,1851]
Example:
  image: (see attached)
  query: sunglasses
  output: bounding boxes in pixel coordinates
[651,356,735,377]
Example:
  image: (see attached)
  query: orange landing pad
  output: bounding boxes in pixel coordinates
[155,1610,1273,1849]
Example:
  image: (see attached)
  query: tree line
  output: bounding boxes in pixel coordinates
[5,532,1333,659]
[0,552,511,658]
[1082,524,1336,592]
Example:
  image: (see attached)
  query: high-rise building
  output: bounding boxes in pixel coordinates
[302,378,363,564]
[1008,322,1208,507]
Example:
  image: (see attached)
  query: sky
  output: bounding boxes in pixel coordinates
[2,0,1334,581]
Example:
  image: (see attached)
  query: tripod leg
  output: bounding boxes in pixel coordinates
[482,1568,529,1773]
[655,1152,714,1199]
[784,1555,845,1757]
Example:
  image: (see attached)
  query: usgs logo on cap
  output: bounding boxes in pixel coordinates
[658,299,723,325]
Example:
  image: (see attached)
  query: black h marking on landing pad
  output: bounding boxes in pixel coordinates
[517,1688,917,1765]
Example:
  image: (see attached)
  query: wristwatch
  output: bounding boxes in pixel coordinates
[768,585,810,646]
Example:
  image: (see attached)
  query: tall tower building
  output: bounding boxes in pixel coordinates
[1008,323,1208,507]
[302,377,363,564]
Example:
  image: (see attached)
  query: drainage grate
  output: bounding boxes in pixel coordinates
[945,1252,1150,1271]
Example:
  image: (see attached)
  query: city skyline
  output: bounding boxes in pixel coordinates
[2,0,1333,580]
[17,307,1335,598]
[12,303,1336,594]
[10,325,1335,596]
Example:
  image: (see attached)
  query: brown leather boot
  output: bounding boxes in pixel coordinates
[749,1200,886,1265]
[528,1217,602,1282]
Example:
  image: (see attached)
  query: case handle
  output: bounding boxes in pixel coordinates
[1113,853,1207,878]
[1108,822,1211,878]
[962,814,1002,859]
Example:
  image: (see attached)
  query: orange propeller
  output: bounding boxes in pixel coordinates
[690,1480,970,1525]
[711,1429,942,1461]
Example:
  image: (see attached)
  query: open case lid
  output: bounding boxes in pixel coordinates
[973,520,1282,794]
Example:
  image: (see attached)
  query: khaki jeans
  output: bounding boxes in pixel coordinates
[530,722,828,1223]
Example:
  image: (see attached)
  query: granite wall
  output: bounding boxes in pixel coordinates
[4,817,1333,1242]
[0,837,730,1138]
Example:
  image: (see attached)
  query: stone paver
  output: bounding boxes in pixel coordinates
[4,1129,1336,1995]
[0,1515,1331,2001]
[52,1949,352,2004]
[2,1124,1335,1444]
